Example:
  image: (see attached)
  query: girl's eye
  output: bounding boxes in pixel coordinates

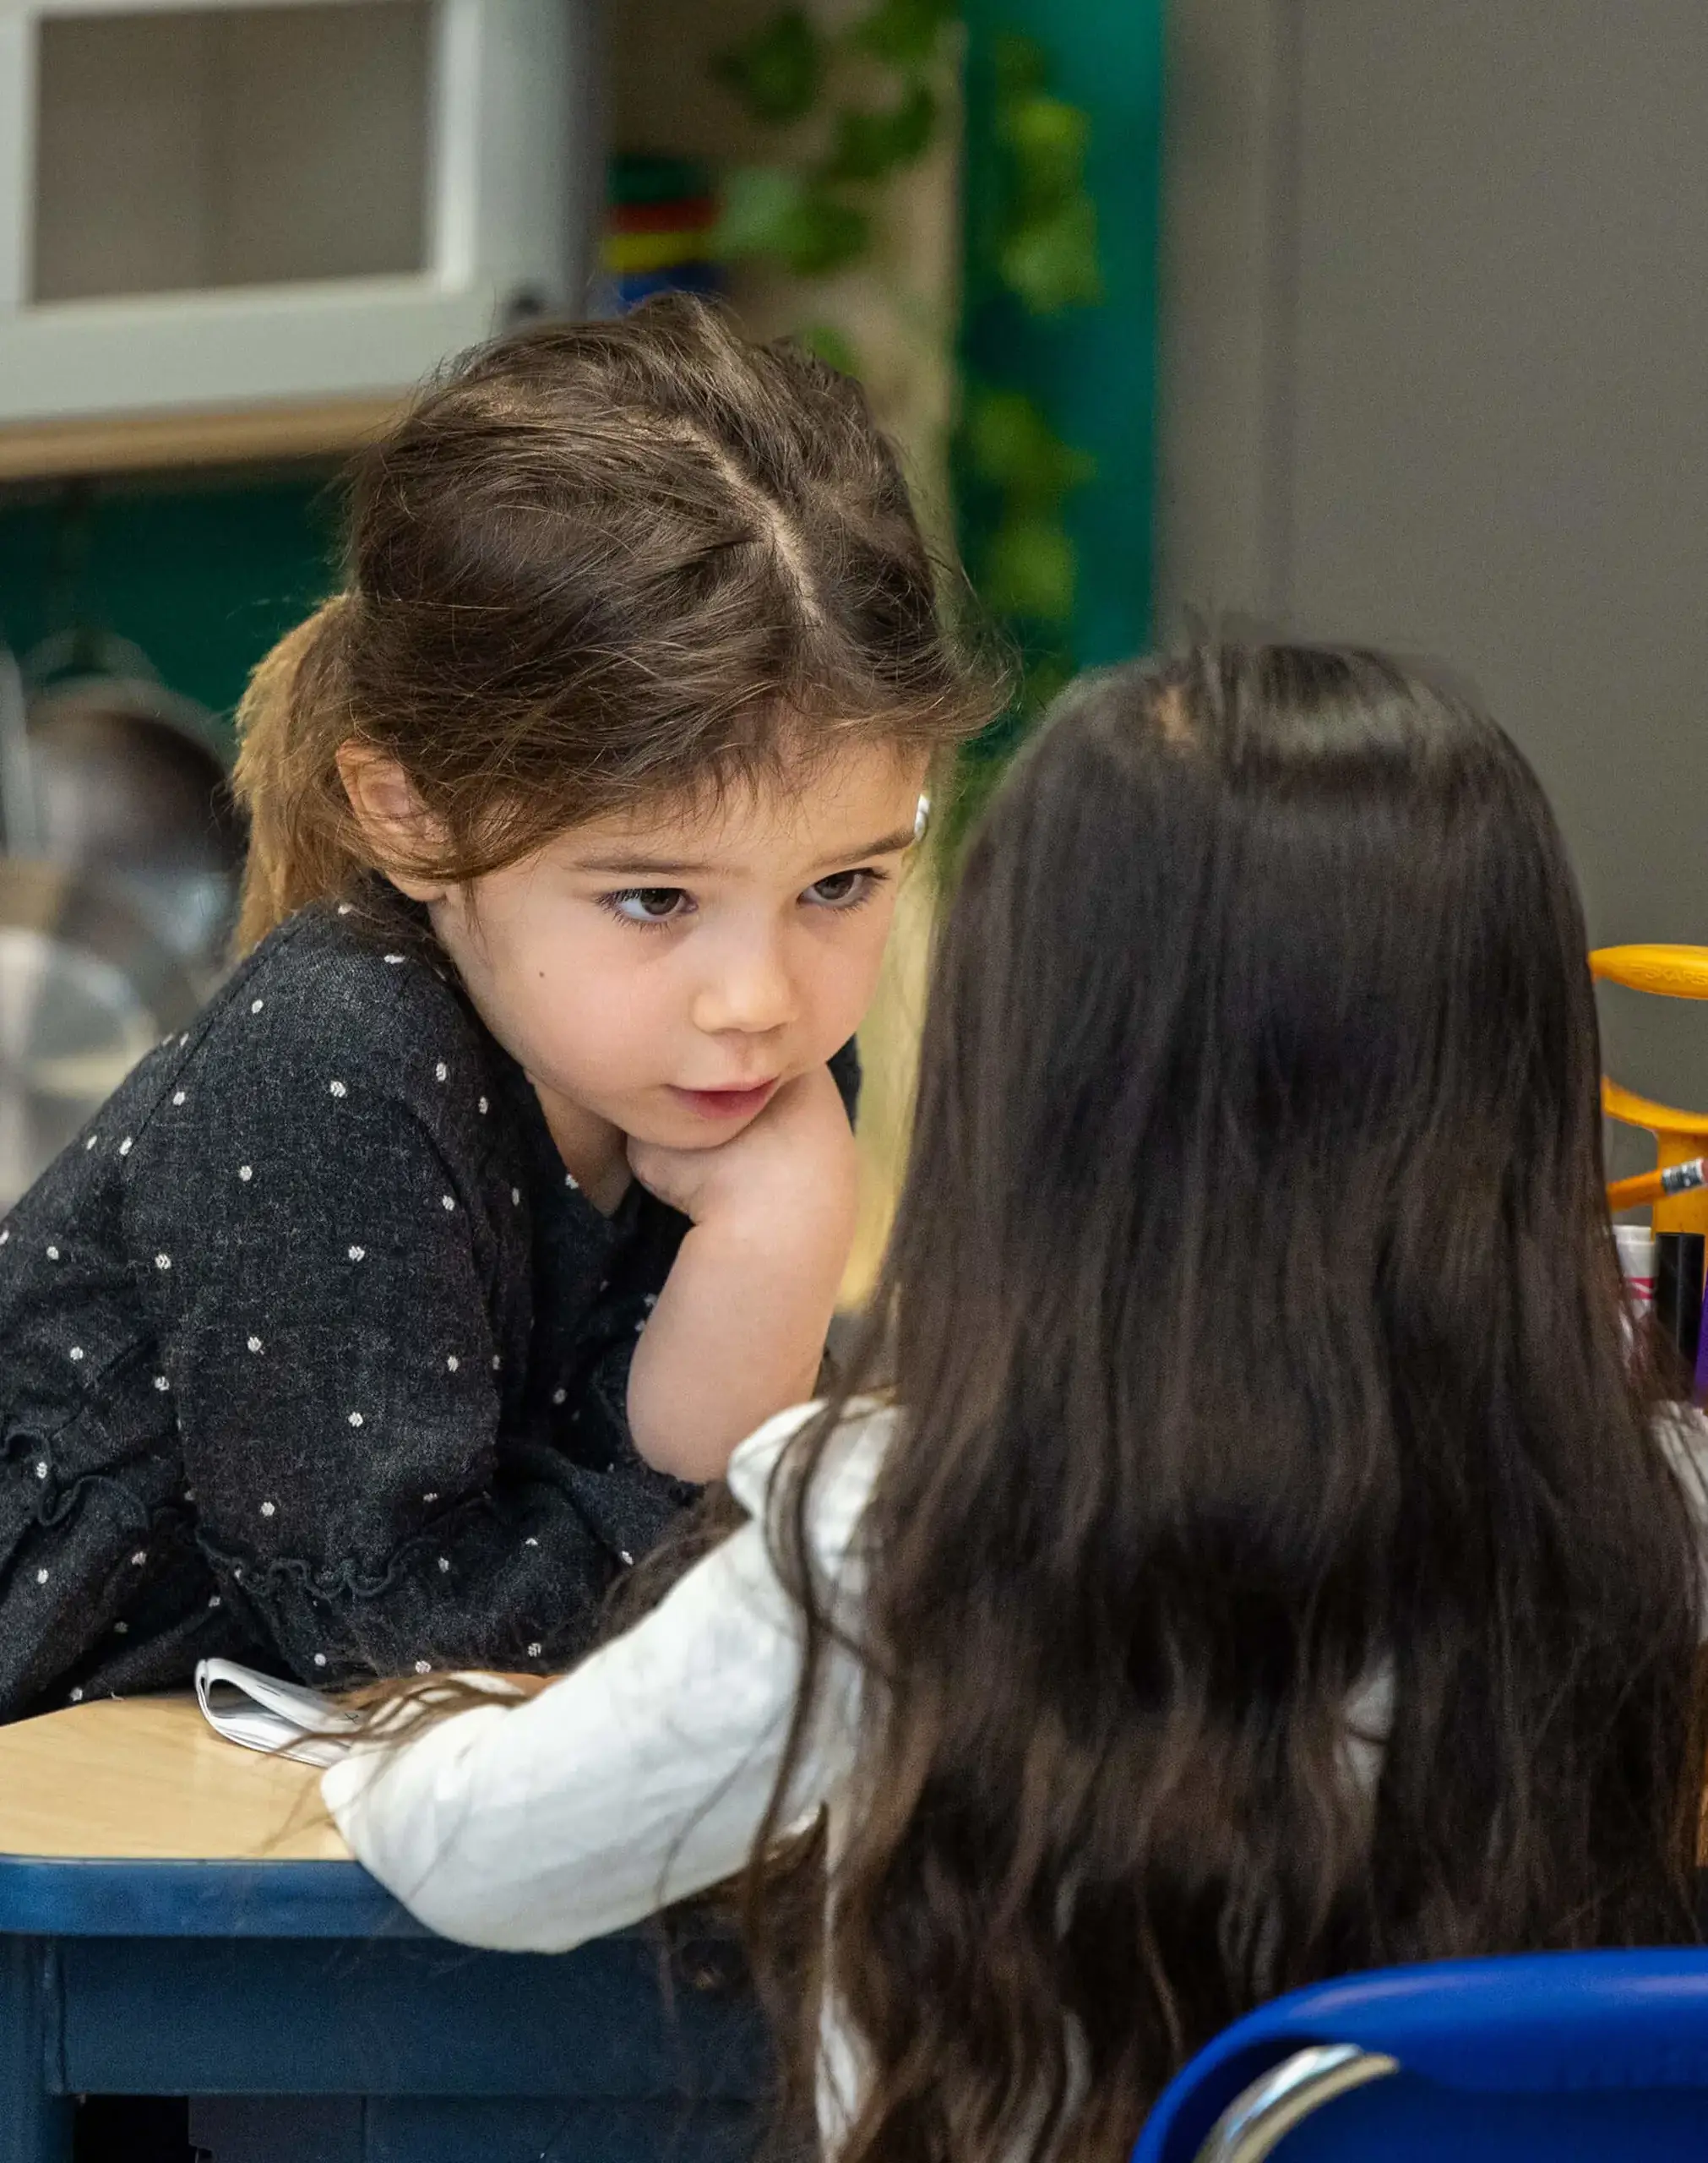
[804,869,880,911]
[602,887,692,927]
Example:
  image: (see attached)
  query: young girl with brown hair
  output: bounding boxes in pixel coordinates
[329,642,1708,2162]
[0,298,996,1722]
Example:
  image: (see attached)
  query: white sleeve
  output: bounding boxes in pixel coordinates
[1655,1405,1708,1635]
[323,1402,883,1952]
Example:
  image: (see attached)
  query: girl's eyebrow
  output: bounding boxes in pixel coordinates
[573,853,718,877]
[808,824,919,869]
[573,825,920,880]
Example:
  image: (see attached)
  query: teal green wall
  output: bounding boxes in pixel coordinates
[960,0,1167,673]
[0,475,340,738]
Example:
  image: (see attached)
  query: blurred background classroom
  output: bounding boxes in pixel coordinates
[2,0,1706,1286]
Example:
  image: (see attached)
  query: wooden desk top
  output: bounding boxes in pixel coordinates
[0,1696,345,1863]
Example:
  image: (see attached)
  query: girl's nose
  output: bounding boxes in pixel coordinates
[692,938,797,1038]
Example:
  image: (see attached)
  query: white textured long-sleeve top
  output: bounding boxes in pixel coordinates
[325,1394,1708,2154]
[323,1397,884,1953]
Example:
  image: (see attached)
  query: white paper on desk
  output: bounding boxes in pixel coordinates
[194,1658,362,1769]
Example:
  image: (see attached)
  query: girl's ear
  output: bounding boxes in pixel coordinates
[335,746,451,903]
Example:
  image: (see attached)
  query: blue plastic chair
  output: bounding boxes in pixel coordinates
[1133,1950,1708,2163]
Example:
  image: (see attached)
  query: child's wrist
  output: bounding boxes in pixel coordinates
[686,1183,857,1271]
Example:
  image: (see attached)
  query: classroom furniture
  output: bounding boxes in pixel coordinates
[1132,1948,1708,2163]
[0,0,601,470]
[1593,955,1708,1238]
[0,1697,764,2163]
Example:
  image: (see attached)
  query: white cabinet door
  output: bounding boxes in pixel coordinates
[0,0,599,423]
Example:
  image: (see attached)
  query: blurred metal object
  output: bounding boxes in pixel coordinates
[0,642,38,853]
[0,635,237,1208]
[0,859,199,1207]
[22,632,242,976]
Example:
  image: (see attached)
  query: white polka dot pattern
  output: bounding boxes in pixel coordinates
[0,891,715,1710]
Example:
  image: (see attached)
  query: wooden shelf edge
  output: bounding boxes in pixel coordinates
[0,395,409,484]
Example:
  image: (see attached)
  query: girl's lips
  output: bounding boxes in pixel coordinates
[668,1080,780,1121]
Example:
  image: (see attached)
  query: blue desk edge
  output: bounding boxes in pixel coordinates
[0,1854,427,1937]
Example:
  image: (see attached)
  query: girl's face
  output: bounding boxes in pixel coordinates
[426,741,927,1152]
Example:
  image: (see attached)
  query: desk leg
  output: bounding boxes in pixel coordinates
[188,2096,363,2162]
[0,1940,74,2163]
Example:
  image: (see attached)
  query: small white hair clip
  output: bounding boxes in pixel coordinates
[914,793,932,843]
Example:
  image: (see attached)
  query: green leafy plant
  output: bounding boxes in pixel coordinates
[711,3,955,275]
[989,33,1101,315]
[708,10,1104,812]
[959,32,1101,653]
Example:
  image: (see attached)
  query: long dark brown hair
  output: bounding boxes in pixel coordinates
[752,643,1708,2160]
[232,296,999,948]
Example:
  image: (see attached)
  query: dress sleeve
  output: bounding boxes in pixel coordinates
[324,1403,880,1949]
[122,1030,611,1683]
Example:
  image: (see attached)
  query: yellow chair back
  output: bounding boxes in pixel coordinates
[1592,946,1708,1232]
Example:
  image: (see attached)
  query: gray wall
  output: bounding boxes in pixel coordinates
[1157,0,1708,1144]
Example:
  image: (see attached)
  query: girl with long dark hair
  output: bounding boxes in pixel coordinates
[327,643,1708,2161]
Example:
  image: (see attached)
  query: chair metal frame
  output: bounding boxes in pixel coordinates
[1190,2043,1398,2163]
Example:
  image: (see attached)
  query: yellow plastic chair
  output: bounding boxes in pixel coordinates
[1591,945,1708,1234]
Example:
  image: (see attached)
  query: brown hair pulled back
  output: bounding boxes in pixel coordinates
[233,297,1000,949]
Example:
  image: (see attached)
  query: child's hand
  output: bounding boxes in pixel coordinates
[626,1064,858,1235]
[624,1065,861,1485]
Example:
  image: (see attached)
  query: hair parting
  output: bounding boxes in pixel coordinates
[232,297,1005,948]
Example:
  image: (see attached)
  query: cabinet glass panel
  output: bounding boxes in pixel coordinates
[32,1,431,303]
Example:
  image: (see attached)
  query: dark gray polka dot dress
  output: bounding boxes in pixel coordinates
[0,894,857,1722]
